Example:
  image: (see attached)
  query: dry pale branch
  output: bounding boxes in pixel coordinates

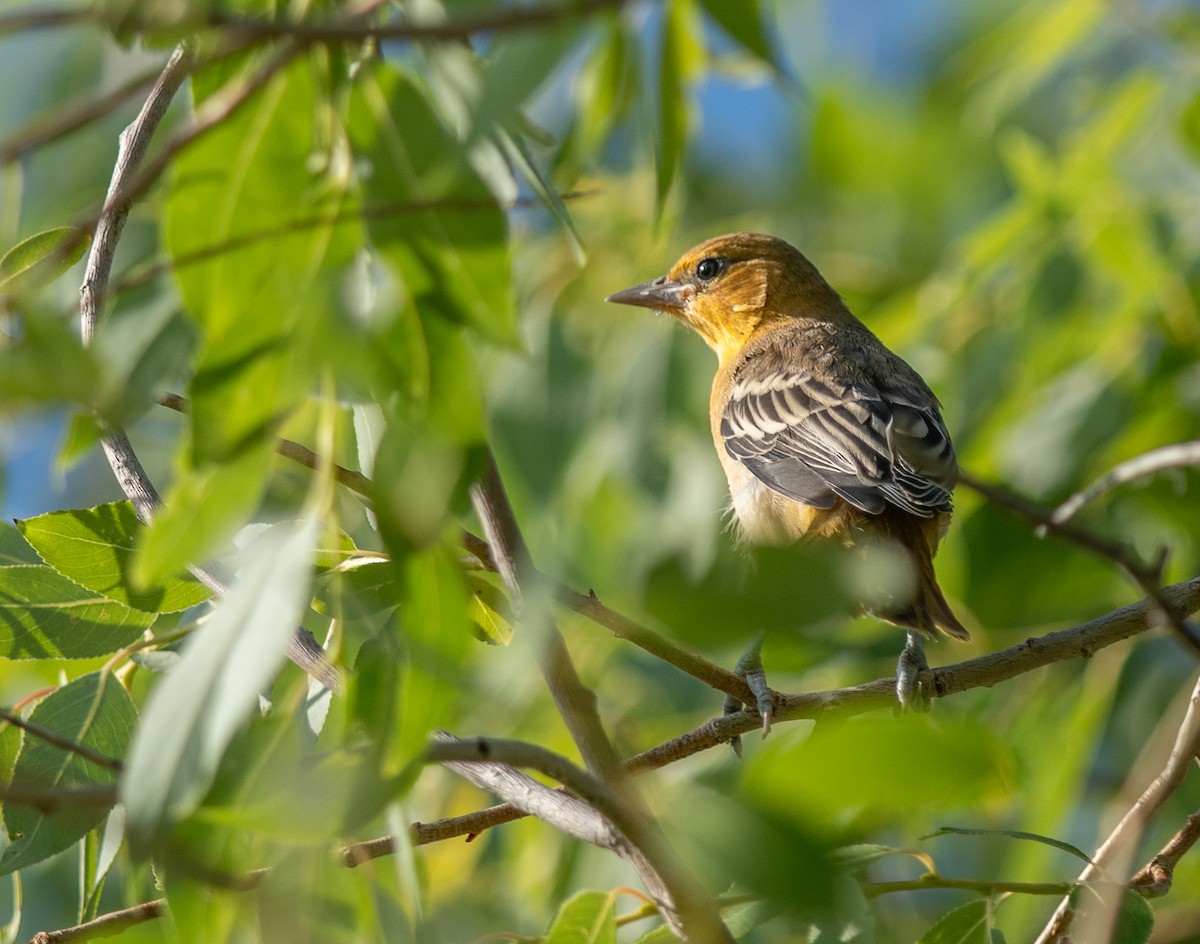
[1051,441,1200,525]
[1035,671,1200,943]
[1130,809,1200,898]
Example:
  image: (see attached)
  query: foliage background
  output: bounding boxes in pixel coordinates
[0,0,1198,941]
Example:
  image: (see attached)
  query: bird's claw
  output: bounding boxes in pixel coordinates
[896,630,932,712]
[727,633,774,755]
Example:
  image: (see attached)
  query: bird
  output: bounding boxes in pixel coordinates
[606,232,968,724]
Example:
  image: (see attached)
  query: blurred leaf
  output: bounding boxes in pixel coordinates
[1111,889,1154,944]
[466,572,512,645]
[258,848,362,944]
[641,543,848,646]
[165,56,355,466]
[916,900,992,944]
[92,306,198,424]
[0,227,88,291]
[0,673,133,876]
[697,0,773,62]
[120,517,318,852]
[1180,91,1200,157]
[835,843,936,875]
[133,444,273,588]
[746,714,1013,815]
[348,61,516,346]
[0,565,153,659]
[543,889,617,944]
[669,787,837,919]
[656,0,700,214]
[0,316,102,407]
[19,502,209,614]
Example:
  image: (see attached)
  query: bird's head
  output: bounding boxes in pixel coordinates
[606,232,848,361]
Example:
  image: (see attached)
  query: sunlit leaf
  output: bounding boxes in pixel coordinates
[544,889,617,944]
[0,227,88,291]
[19,502,209,614]
[917,900,992,944]
[0,565,153,659]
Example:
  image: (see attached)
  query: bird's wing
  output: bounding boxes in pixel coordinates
[720,370,956,517]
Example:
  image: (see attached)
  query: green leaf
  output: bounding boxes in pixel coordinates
[697,0,773,62]
[0,673,133,876]
[19,502,209,614]
[0,565,153,659]
[656,0,695,214]
[120,517,318,851]
[917,900,991,944]
[0,227,89,291]
[1111,889,1154,944]
[925,826,1096,867]
[165,56,357,466]
[543,889,617,944]
[0,525,40,567]
[133,443,273,589]
[0,316,102,408]
[348,61,516,347]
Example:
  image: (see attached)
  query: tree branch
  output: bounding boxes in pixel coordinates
[1035,670,1200,943]
[1051,440,1200,525]
[1130,809,1200,898]
[468,449,733,944]
[958,472,1200,654]
[338,575,1200,859]
[26,899,165,944]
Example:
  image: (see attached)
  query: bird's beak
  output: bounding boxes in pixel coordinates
[605,275,692,312]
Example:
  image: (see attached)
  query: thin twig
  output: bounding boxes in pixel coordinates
[0,707,122,772]
[27,899,165,944]
[1051,441,1200,525]
[208,0,622,43]
[0,6,88,35]
[1035,671,1200,943]
[109,190,599,298]
[1130,809,1200,898]
[338,575,1200,859]
[958,472,1200,654]
[0,783,117,813]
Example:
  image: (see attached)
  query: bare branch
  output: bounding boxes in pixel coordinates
[469,449,733,944]
[0,783,117,813]
[338,575,1200,857]
[1035,671,1200,943]
[958,472,1200,654]
[208,0,623,44]
[1130,809,1200,898]
[1051,441,1200,525]
[26,899,165,944]
[427,733,632,851]
[0,707,122,772]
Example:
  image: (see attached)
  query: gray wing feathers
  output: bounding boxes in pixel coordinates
[720,370,956,517]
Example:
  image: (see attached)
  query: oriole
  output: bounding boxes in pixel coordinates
[608,232,968,711]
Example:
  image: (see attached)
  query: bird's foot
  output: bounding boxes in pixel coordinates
[726,633,775,757]
[896,630,932,712]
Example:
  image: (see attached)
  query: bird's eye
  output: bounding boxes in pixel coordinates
[695,257,726,282]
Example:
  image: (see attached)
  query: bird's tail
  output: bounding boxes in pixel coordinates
[871,511,969,641]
